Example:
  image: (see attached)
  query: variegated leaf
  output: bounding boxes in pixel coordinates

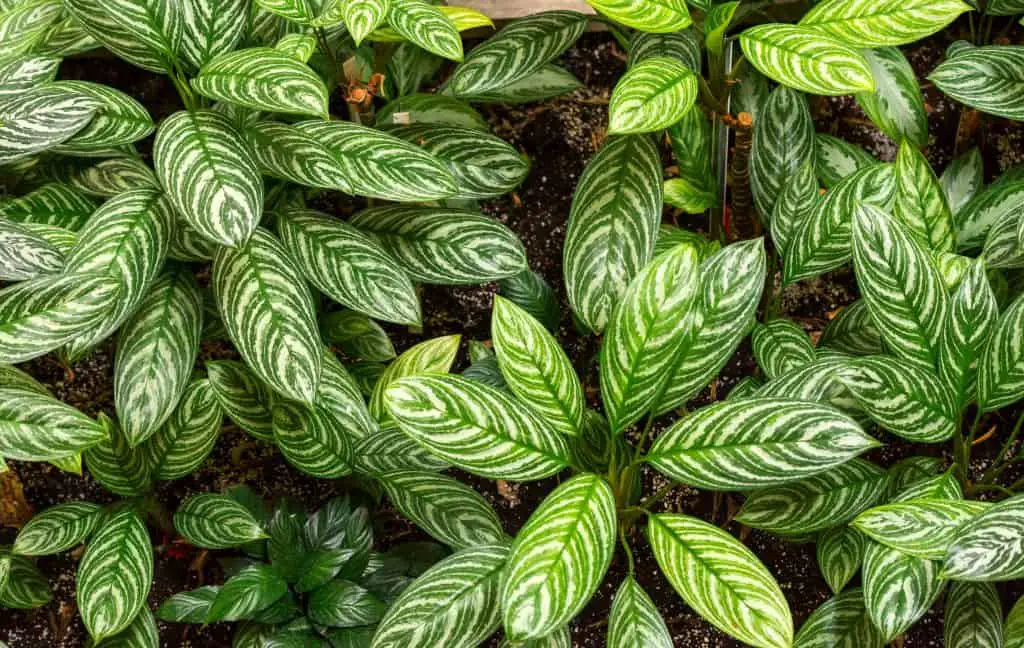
[206,564,287,622]
[50,81,153,152]
[668,106,713,193]
[564,135,661,333]
[887,456,946,498]
[492,295,583,437]
[77,509,153,643]
[978,292,1024,411]
[277,209,420,326]
[856,47,928,148]
[607,57,697,135]
[750,85,815,222]
[386,0,461,60]
[862,541,944,640]
[178,0,247,70]
[751,318,816,380]
[0,217,64,281]
[376,93,488,131]
[737,459,888,535]
[929,45,1024,122]
[654,239,766,414]
[654,224,720,260]
[242,121,350,192]
[820,300,885,356]
[957,174,1024,252]
[799,0,971,47]
[793,588,884,648]
[755,355,865,422]
[33,10,100,58]
[446,11,587,98]
[0,83,99,164]
[352,423,449,474]
[893,140,956,252]
[64,0,182,73]
[114,268,202,446]
[839,355,957,443]
[103,606,158,648]
[1007,595,1024,648]
[629,29,701,71]
[457,64,582,104]
[145,378,222,480]
[942,148,984,217]
[648,513,792,648]
[851,204,948,369]
[0,54,59,102]
[0,553,51,609]
[0,387,106,461]
[174,493,268,549]
[771,160,819,257]
[213,227,322,404]
[307,579,385,628]
[350,205,527,285]
[502,474,615,641]
[0,364,49,394]
[370,544,509,648]
[785,165,896,283]
[817,526,867,594]
[854,499,990,559]
[600,243,701,433]
[293,120,457,202]
[586,0,689,32]
[368,334,460,421]
[377,470,505,549]
[498,270,560,333]
[814,133,875,188]
[945,581,1004,648]
[320,310,394,362]
[0,0,62,57]
[982,207,1024,269]
[67,157,159,199]
[663,177,712,215]
[607,576,672,648]
[84,414,151,496]
[12,501,102,556]
[940,260,998,407]
[206,360,274,440]
[0,182,96,229]
[943,493,1024,581]
[385,375,572,481]
[739,24,874,96]
[343,0,389,44]
[646,398,878,490]
[154,110,264,248]
[193,47,329,117]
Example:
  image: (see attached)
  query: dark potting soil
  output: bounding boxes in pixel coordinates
[3,21,1024,648]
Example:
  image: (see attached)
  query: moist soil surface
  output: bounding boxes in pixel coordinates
[3,20,1024,648]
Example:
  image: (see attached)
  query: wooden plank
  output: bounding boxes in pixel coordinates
[463,0,595,19]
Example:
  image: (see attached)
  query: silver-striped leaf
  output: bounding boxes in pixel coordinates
[607,576,672,648]
[153,110,264,248]
[0,182,96,230]
[368,334,460,421]
[12,501,102,556]
[0,387,106,461]
[1006,595,1024,648]
[771,159,819,259]
[174,493,269,549]
[206,360,274,441]
[750,85,816,221]
[241,121,350,192]
[856,47,928,149]
[350,205,527,285]
[104,607,158,648]
[981,207,1024,269]
[668,105,713,194]
[793,588,885,648]
[501,473,615,641]
[799,0,971,47]
[893,140,956,253]
[67,157,159,199]
[178,0,248,70]
[929,45,1024,122]
[956,174,1024,252]
[193,47,329,117]
[0,83,100,164]
[76,509,154,643]
[498,270,560,333]
[64,0,181,73]
[945,581,1004,648]
[386,0,462,61]
[817,526,867,594]
[646,398,878,490]
[629,29,701,70]
[608,56,697,135]
[0,55,59,103]
[84,414,152,496]
[820,299,885,356]
[586,0,690,32]
[977,292,1024,412]
[0,217,64,281]
[563,135,662,333]
[943,493,1024,581]
[862,541,943,640]
[384,374,572,481]
[344,0,389,45]
[352,423,449,475]
[751,318,816,380]
[376,93,488,131]
[457,64,582,104]
[942,148,984,218]
[0,553,51,609]
[206,564,287,623]
[145,378,223,481]
[940,259,998,408]
[50,80,154,152]
[754,356,865,424]
[853,499,990,559]
[648,513,792,648]
[814,134,876,188]
[213,227,322,404]
[320,310,395,362]
[0,364,49,395]
[492,295,583,437]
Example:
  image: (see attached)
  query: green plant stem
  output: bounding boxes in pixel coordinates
[619,527,636,574]
[971,482,1015,498]
[955,408,983,486]
[631,413,656,464]
[169,67,199,112]
[979,409,1024,484]
[638,480,681,511]
[315,27,336,70]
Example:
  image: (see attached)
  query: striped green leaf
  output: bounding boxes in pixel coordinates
[0,182,96,230]
[498,270,560,333]
[654,239,766,413]
[894,140,956,252]
[0,364,49,395]
[252,0,320,23]
[820,300,885,356]
[370,544,508,648]
[446,11,587,99]
[277,209,419,326]
[177,0,247,69]
[750,86,815,222]
[368,334,460,421]
[942,148,984,217]
[501,474,615,641]
[50,81,153,152]
[307,579,385,628]
[852,204,949,369]
[739,24,874,96]
[930,46,1024,121]
[0,0,62,57]
[377,93,487,131]
[784,164,896,283]
[736,459,888,535]
[0,83,100,164]
[293,120,457,202]
[350,205,527,285]
[174,493,268,549]
[77,509,153,643]
[856,47,928,148]
[64,0,181,73]
[0,553,51,609]
[945,582,1004,648]
[1007,595,1024,648]
[587,0,690,32]
[799,0,971,47]
[755,356,865,423]
[751,318,816,380]
[114,268,202,446]
[862,541,943,640]
[771,160,819,257]
[564,135,661,333]
[387,41,442,97]
[654,225,720,260]
[242,121,350,192]
[978,293,1024,411]
[940,260,998,407]
[386,0,461,61]
[352,424,449,474]
[33,10,100,58]
[84,414,152,496]
[607,576,671,648]
[814,134,875,188]
[0,387,106,461]
[0,217,64,281]
[13,501,102,556]
[668,106,713,194]
[385,375,572,481]
[629,29,701,70]
[67,157,159,199]
[663,177,712,211]
[320,310,395,362]
[145,378,222,480]
[893,468,963,502]
[193,47,329,117]
[457,64,582,104]
[648,513,792,648]
[607,57,697,135]
[854,499,990,559]
[206,564,287,622]
[981,205,1024,269]
[274,32,316,63]
[600,243,701,433]
[342,0,389,44]
[378,470,505,549]
[213,227,322,404]
[206,360,274,440]
[647,398,877,490]
[839,355,957,443]
[943,493,1024,581]
[154,110,264,248]
[793,588,885,648]
[957,174,1024,252]
[817,526,867,593]
[104,606,158,648]
[492,295,583,437]
[384,124,530,199]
